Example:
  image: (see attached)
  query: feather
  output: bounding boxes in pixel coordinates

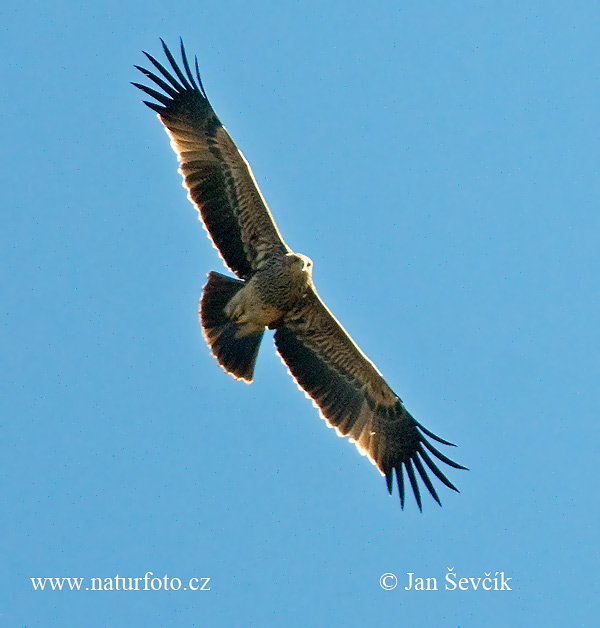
[273,290,466,507]
[133,40,289,280]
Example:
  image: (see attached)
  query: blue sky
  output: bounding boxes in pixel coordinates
[3,1,599,625]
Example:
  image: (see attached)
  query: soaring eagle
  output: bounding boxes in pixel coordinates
[133,40,466,509]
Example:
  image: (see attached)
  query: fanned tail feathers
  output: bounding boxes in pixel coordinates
[199,271,264,382]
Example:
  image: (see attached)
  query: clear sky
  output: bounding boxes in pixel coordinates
[3,1,599,626]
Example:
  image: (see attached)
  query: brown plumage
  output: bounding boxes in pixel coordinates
[134,39,467,509]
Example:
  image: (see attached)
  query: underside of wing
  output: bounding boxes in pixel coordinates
[133,39,290,279]
[274,289,466,510]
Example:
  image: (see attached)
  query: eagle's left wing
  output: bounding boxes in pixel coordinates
[133,40,290,280]
[274,289,466,509]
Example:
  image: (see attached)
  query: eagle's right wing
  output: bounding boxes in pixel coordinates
[133,40,290,280]
[274,288,466,510]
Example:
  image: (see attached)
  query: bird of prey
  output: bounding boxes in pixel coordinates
[133,39,466,510]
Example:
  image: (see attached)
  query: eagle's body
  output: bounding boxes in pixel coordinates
[134,40,466,509]
[221,254,312,335]
[241,254,312,321]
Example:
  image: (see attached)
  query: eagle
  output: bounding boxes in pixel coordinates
[133,39,466,510]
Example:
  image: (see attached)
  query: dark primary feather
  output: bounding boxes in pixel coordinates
[274,291,467,510]
[133,39,290,280]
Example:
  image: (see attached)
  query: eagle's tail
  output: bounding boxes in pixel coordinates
[199,271,264,383]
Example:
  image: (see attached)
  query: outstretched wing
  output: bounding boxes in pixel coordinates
[274,289,466,510]
[133,39,290,279]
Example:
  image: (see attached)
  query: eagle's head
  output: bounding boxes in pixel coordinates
[286,253,313,278]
